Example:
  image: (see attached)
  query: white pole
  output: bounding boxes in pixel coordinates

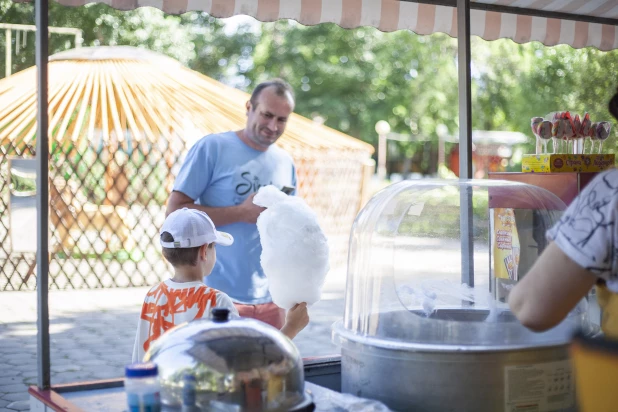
[5,28,11,77]
[378,133,387,180]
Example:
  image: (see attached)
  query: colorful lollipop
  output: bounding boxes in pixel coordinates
[573,114,583,153]
[596,122,611,153]
[538,121,553,153]
[531,117,544,153]
[564,112,577,153]
[530,117,543,135]
[573,114,582,136]
[552,118,567,153]
[581,113,591,136]
[581,113,592,152]
[589,122,599,153]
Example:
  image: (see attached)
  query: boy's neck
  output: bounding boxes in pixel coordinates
[171,266,204,283]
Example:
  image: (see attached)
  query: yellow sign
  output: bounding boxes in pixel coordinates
[493,208,521,281]
[522,154,615,173]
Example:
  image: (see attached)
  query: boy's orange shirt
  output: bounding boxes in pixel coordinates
[132,279,238,362]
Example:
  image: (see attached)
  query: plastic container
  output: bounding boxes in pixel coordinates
[125,362,161,412]
[332,179,598,411]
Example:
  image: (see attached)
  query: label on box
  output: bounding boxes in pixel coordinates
[522,154,615,173]
[492,208,520,281]
[504,360,574,412]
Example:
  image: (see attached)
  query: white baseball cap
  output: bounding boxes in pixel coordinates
[160,208,234,248]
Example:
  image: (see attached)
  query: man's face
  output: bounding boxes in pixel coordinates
[245,86,294,149]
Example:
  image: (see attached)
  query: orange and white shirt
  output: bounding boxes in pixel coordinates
[132,279,238,362]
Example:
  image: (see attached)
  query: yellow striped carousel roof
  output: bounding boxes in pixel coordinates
[0,46,374,157]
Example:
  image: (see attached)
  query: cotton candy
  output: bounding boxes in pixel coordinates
[254,185,330,310]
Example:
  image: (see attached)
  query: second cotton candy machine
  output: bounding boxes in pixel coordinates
[333,179,599,412]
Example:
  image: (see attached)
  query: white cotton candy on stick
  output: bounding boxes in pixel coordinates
[254,185,330,310]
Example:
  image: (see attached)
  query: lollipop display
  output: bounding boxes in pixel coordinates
[531,111,612,155]
[522,110,614,174]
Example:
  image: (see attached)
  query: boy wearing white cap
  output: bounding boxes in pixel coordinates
[132,208,309,362]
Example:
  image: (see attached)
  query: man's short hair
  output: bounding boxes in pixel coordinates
[161,231,211,267]
[249,79,295,110]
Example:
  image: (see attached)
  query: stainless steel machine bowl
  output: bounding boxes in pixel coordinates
[333,309,599,412]
[144,309,313,411]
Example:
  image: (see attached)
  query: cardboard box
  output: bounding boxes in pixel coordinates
[522,154,615,173]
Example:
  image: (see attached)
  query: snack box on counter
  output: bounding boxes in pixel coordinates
[522,153,615,173]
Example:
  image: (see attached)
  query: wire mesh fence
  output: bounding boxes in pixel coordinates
[0,139,371,291]
[0,50,374,291]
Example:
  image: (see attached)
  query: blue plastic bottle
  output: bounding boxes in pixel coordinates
[125,362,161,412]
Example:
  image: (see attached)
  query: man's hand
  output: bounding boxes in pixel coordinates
[239,193,266,224]
[166,191,265,226]
[281,303,309,340]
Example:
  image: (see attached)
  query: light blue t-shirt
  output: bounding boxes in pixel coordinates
[173,131,297,304]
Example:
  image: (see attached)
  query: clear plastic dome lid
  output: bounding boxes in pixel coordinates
[334,179,595,351]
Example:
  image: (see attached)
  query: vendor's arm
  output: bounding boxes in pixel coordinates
[510,170,618,332]
[508,242,597,332]
[167,191,265,225]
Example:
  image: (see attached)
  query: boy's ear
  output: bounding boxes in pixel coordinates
[199,244,209,260]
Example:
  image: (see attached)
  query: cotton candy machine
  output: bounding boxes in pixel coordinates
[332,179,599,412]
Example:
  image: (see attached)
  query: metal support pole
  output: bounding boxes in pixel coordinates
[5,29,11,77]
[457,0,474,288]
[458,0,472,180]
[35,0,50,390]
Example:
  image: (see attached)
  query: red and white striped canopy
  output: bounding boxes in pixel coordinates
[19,0,618,50]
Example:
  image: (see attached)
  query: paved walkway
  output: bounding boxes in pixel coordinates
[0,272,346,411]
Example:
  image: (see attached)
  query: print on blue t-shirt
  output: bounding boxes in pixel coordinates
[173,131,297,304]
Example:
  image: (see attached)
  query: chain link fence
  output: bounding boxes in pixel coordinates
[0,139,371,291]
[0,49,374,291]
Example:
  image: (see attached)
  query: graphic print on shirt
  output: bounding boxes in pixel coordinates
[139,282,217,353]
[551,172,618,277]
[233,157,290,197]
[235,171,274,196]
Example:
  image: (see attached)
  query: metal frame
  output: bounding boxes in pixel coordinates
[35,0,50,390]
[456,0,475,288]
[30,0,617,394]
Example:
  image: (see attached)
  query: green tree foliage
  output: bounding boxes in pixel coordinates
[2,0,618,168]
[248,21,459,173]
[473,39,618,154]
[0,0,257,81]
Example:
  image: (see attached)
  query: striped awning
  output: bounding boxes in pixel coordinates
[19,0,618,51]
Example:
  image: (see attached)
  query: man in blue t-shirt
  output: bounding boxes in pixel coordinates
[166,79,298,328]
